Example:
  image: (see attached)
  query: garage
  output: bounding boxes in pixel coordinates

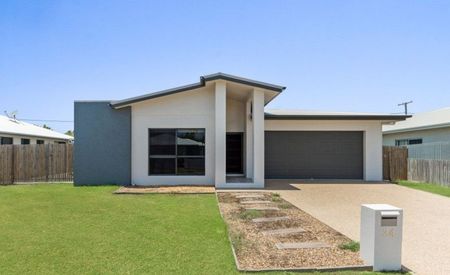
[265,131,363,179]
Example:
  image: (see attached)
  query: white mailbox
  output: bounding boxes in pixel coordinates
[360,204,403,271]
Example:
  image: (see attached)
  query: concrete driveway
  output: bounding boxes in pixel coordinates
[266,180,450,275]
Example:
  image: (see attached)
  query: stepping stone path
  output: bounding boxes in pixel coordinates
[240,200,273,204]
[275,242,330,250]
[245,206,279,211]
[235,194,265,199]
[262,227,305,236]
[252,216,290,223]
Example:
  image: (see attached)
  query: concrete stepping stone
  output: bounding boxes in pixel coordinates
[275,242,330,250]
[252,216,290,223]
[235,194,265,199]
[262,227,305,236]
[245,206,279,211]
[240,200,273,204]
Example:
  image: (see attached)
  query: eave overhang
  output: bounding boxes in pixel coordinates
[110,73,286,109]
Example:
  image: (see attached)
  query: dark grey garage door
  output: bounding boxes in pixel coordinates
[265,131,363,179]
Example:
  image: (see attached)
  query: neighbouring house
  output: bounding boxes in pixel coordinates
[74,73,408,188]
[0,115,74,145]
[383,107,450,146]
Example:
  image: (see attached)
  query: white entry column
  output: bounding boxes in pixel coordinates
[215,81,227,186]
[252,89,265,187]
[245,97,254,180]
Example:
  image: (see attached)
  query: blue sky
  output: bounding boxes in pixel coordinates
[1,1,449,133]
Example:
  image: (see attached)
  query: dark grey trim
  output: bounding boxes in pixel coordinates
[110,73,285,108]
[264,114,411,121]
[110,83,204,108]
[74,100,113,103]
[201,73,286,92]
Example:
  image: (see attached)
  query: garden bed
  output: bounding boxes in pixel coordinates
[114,185,215,194]
[217,192,367,271]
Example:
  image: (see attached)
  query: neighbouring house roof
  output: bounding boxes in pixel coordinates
[0,115,74,140]
[265,109,410,121]
[110,72,286,109]
[383,107,450,134]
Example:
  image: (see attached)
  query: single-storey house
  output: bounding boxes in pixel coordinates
[74,73,407,188]
[383,107,450,146]
[0,115,74,145]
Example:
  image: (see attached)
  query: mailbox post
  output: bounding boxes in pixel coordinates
[360,204,403,271]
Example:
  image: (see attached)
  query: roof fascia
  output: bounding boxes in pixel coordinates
[111,73,286,109]
[264,114,411,121]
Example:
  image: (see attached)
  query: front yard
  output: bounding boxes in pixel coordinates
[397,180,450,198]
[0,184,399,274]
[0,184,235,274]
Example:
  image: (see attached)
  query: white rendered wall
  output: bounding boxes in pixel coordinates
[226,98,245,132]
[131,86,215,186]
[252,90,265,187]
[245,98,253,179]
[265,120,384,181]
[214,81,227,187]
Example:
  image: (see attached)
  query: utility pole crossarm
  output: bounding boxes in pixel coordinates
[398,101,413,115]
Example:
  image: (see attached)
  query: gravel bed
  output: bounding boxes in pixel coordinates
[217,192,364,270]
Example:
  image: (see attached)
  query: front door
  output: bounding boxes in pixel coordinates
[226,133,243,174]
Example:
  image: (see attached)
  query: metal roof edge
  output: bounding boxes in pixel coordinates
[264,114,411,121]
[383,122,450,134]
[74,100,113,103]
[202,72,286,92]
[110,82,204,108]
[110,73,285,109]
[0,130,74,140]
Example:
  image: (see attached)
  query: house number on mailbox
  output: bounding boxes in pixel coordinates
[383,228,394,238]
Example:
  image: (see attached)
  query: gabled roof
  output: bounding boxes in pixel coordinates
[0,115,74,140]
[265,109,410,121]
[383,107,450,134]
[110,73,286,108]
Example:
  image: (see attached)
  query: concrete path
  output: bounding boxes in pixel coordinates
[266,180,450,275]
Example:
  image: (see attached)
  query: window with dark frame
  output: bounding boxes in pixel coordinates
[21,138,30,145]
[395,138,423,146]
[37,140,45,144]
[0,137,13,144]
[149,129,205,175]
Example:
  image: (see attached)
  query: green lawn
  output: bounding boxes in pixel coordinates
[0,184,401,275]
[397,180,450,198]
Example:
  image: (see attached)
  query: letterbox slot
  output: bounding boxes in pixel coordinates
[381,216,397,226]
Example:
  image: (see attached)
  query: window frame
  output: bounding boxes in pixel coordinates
[395,138,423,146]
[148,128,206,176]
[21,138,30,145]
[0,137,13,145]
[36,140,45,144]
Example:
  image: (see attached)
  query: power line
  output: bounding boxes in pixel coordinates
[17,118,74,123]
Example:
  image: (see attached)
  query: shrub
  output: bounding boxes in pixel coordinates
[239,209,263,220]
[271,193,282,202]
[339,241,360,252]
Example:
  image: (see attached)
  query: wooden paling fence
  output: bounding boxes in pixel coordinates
[408,159,450,187]
[0,144,73,184]
[383,146,408,181]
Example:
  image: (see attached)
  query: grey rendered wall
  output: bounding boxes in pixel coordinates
[74,101,131,185]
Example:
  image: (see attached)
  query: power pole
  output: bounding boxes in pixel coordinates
[398,101,413,115]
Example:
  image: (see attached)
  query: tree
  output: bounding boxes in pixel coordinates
[65,130,74,137]
[42,124,52,130]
